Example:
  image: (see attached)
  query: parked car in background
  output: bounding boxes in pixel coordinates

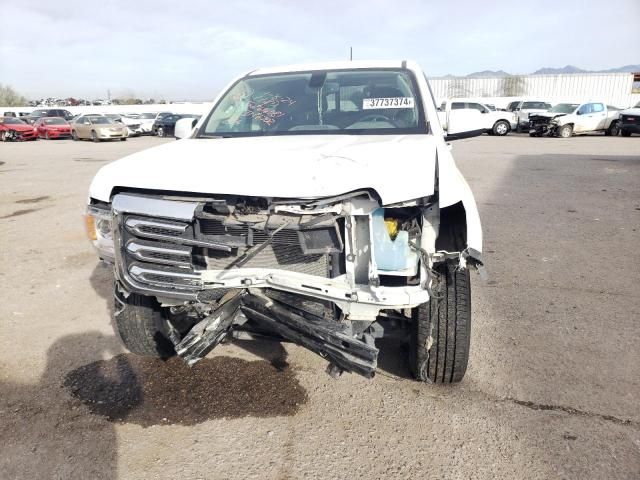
[618,102,640,137]
[104,114,144,137]
[153,114,201,137]
[439,99,515,135]
[34,117,72,139]
[23,108,74,125]
[506,100,552,132]
[128,112,173,135]
[71,115,128,142]
[0,116,38,141]
[529,102,620,137]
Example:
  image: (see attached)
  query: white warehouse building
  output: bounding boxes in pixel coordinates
[428,72,640,109]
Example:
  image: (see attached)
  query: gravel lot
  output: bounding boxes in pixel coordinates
[1,134,639,479]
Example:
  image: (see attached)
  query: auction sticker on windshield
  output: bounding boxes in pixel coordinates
[363,97,415,109]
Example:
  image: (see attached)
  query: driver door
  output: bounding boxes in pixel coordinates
[575,103,604,132]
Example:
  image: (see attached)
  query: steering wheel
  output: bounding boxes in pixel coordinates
[354,113,399,127]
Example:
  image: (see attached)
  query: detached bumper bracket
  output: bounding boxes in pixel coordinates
[241,293,379,378]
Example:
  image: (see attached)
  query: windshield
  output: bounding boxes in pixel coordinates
[199,69,425,137]
[549,103,579,114]
[43,117,66,124]
[89,116,113,124]
[139,113,157,119]
[1,117,26,125]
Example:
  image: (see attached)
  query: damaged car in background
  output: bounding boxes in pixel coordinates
[529,101,620,137]
[86,60,485,383]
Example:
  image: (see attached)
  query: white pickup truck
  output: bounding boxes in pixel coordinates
[528,102,621,137]
[439,99,515,136]
[86,60,485,383]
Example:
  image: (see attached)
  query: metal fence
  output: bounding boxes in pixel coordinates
[428,72,639,108]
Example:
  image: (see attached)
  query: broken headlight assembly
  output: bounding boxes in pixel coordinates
[85,201,115,262]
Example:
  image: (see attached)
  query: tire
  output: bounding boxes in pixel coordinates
[0,131,5,142]
[492,120,510,136]
[529,132,540,137]
[409,262,471,384]
[557,124,573,138]
[620,129,631,137]
[72,130,78,141]
[113,292,176,358]
[157,126,164,137]
[120,137,127,141]
[605,122,619,136]
[91,130,99,143]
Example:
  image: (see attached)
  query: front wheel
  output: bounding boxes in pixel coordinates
[114,291,176,358]
[492,120,510,136]
[409,262,471,384]
[557,124,573,138]
[72,130,78,141]
[120,137,127,141]
[605,122,619,136]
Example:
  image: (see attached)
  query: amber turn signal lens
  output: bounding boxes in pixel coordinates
[85,215,97,241]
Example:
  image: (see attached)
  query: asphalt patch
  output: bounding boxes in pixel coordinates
[0,208,41,219]
[64,354,308,426]
[15,196,50,204]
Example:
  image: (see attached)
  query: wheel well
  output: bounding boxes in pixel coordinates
[436,201,467,252]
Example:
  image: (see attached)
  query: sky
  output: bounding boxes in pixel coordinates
[1,0,638,101]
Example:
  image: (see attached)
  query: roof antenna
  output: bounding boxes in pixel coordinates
[350,46,353,61]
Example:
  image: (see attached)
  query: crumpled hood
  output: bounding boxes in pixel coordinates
[4,123,35,132]
[89,135,438,205]
[530,112,567,120]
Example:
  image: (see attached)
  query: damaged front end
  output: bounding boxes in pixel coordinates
[95,188,481,378]
[529,113,566,136]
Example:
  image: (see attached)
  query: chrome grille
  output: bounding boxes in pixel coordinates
[118,210,331,295]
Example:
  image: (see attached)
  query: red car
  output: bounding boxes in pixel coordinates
[0,116,38,141]
[35,117,72,139]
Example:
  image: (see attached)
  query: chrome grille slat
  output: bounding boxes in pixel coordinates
[126,241,192,267]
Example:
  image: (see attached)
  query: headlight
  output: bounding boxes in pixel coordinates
[85,203,115,262]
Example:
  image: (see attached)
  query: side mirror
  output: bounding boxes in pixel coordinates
[175,117,197,139]
[445,109,485,141]
[576,111,583,115]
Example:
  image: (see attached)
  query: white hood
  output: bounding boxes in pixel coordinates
[89,135,437,205]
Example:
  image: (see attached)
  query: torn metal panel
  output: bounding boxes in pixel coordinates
[241,292,378,378]
[174,291,244,366]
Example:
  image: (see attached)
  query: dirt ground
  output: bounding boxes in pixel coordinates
[1,134,639,480]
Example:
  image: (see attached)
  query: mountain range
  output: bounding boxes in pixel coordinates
[442,65,640,78]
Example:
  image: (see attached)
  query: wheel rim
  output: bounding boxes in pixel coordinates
[561,127,571,138]
[496,123,507,135]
